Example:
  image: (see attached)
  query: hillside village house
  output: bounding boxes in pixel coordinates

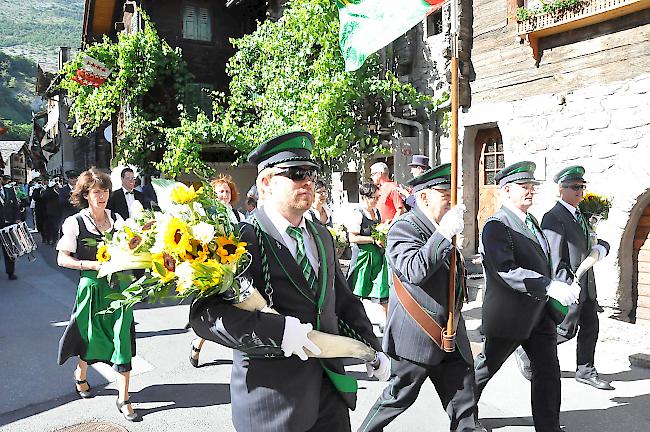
[390,0,650,324]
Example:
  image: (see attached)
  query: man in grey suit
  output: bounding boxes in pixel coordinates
[515,165,613,390]
[475,161,580,432]
[359,163,485,432]
[189,131,389,432]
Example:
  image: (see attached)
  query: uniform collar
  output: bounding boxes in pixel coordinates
[502,199,528,223]
[559,199,578,218]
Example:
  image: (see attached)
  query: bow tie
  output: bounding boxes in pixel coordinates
[125,191,134,195]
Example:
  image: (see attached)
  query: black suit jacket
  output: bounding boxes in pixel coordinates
[541,202,609,302]
[189,206,380,432]
[58,184,77,223]
[480,206,553,340]
[107,188,148,220]
[0,186,20,227]
[384,205,473,365]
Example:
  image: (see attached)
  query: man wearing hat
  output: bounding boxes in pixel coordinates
[189,131,389,432]
[405,154,430,210]
[359,164,485,432]
[514,165,613,390]
[474,161,581,432]
[58,170,79,235]
[1,175,20,279]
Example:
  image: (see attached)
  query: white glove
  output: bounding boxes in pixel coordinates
[546,280,580,306]
[366,352,391,381]
[281,316,321,361]
[591,244,607,261]
[438,204,466,241]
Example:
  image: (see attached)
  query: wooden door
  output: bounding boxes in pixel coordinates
[634,203,650,324]
[475,128,505,243]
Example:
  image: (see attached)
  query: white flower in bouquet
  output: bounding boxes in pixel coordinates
[175,260,195,293]
[130,200,144,218]
[190,221,215,244]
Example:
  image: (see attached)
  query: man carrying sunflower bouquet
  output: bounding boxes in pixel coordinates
[189,131,390,432]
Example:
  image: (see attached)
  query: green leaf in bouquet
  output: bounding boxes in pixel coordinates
[106,293,127,300]
[82,238,98,247]
[153,260,167,276]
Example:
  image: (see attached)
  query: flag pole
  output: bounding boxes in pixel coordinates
[444,0,460,353]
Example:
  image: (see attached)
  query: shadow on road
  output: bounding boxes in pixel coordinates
[133,383,231,418]
[480,393,650,432]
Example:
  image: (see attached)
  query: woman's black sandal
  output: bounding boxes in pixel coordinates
[189,340,201,368]
[74,379,92,399]
[116,397,139,421]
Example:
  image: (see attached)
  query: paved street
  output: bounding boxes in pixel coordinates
[1,242,650,431]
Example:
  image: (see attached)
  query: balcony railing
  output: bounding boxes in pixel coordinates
[517,0,650,63]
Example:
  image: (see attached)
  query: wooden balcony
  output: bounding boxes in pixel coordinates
[517,0,650,63]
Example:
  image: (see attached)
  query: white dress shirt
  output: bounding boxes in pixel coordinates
[123,187,137,218]
[265,205,320,273]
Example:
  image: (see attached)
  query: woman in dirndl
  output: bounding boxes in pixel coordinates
[56,167,139,422]
[346,183,390,318]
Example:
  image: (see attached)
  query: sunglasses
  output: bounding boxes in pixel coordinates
[275,167,318,182]
[563,184,587,191]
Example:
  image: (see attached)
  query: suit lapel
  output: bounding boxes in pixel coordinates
[499,207,548,260]
[553,202,588,248]
[306,219,329,303]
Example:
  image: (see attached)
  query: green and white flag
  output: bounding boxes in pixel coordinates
[337,0,443,72]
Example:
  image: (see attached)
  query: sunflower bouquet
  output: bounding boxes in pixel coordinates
[96,180,249,314]
[579,192,612,226]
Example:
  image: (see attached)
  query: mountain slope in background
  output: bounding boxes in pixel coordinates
[0,0,84,139]
[0,0,85,65]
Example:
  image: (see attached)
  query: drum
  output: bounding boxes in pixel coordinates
[0,222,37,261]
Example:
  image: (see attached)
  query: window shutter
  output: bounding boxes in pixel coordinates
[198,7,211,41]
[183,6,197,39]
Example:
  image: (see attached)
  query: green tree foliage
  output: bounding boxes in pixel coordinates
[214,0,432,162]
[0,51,37,127]
[0,119,32,141]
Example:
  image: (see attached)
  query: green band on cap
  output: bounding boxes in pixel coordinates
[260,135,313,158]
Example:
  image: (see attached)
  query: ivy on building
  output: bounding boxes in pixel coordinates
[516,0,586,22]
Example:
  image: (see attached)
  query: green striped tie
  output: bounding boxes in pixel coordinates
[286,226,318,294]
[575,209,592,247]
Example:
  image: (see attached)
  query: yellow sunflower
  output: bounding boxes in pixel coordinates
[163,218,193,256]
[170,183,202,204]
[216,235,247,264]
[96,244,111,262]
[151,252,176,283]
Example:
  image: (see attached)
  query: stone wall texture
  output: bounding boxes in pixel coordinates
[444,73,650,317]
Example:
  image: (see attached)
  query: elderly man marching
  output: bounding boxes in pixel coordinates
[515,166,613,390]
[189,131,389,432]
[359,163,485,432]
[475,161,581,432]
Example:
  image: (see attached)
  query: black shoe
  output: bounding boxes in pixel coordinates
[116,397,139,421]
[189,339,201,368]
[575,375,614,390]
[74,379,92,398]
[8,273,17,280]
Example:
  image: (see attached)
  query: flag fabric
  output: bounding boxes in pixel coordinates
[337,0,444,72]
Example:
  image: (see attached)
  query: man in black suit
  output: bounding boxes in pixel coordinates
[359,163,485,432]
[58,170,79,235]
[107,167,149,220]
[189,131,389,432]
[515,166,613,390]
[475,161,581,432]
[1,175,21,280]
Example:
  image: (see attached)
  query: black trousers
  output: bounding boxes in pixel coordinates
[475,314,561,432]
[1,239,15,275]
[557,300,599,378]
[358,350,478,432]
[307,375,351,432]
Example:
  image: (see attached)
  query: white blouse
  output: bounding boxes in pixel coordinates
[56,208,123,253]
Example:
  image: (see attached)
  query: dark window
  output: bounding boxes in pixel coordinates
[183,5,212,41]
[426,9,443,37]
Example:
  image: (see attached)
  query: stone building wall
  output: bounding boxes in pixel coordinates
[444,73,650,316]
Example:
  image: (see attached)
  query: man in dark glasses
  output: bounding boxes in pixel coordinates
[190,131,389,432]
[515,165,613,390]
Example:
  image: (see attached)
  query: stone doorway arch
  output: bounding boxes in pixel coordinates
[619,188,650,323]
